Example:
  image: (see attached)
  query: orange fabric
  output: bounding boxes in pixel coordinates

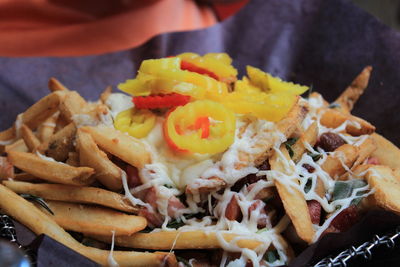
[0,0,217,57]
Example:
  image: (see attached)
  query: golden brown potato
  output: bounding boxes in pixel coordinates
[76,129,122,190]
[371,133,400,169]
[334,66,372,113]
[20,124,40,152]
[8,151,94,186]
[3,180,137,213]
[41,122,76,162]
[35,200,146,236]
[270,146,315,244]
[0,184,173,267]
[81,125,151,169]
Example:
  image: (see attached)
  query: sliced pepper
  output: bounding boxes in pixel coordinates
[133,93,190,109]
[120,72,206,99]
[177,52,238,82]
[180,60,219,80]
[164,100,236,154]
[114,108,156,139]
[121,57,228,100]
[246,66,308,95]
[222,90,297,122]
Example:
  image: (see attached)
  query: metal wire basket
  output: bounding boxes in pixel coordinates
[314,227,400,267]
[1,213,399,267]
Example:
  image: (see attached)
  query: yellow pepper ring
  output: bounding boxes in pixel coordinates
[164,100,236,154]
[114,108,156,139]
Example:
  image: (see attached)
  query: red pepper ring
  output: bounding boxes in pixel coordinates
[174,117,210,139]
[190,117,210,139]
[180,60,219,81]
[133,93,190,109]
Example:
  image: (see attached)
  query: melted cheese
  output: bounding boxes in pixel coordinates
[107,230,119,267]
[106,93,133,118]
[99,93,376,265]
[36,151,66,165]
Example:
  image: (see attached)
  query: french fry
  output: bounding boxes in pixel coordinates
[321,144,358,179]
[92,230,264,250]
[48,77,69,92]
[37,112,59,142]
[334,66,372,113]
[55,113,70,133]
[253,99,308,166]
[270,146,315,244]
[5,139,28,153]
[76,129,122,190]
[100,85,112,103]
[66,152,80,167]
[7,151,94,186]
[0,184,174,267]
[20,124,40,152]
[35,201,146,236]
[13,173,40,182]
[22,91,67,130]
[3,180,137,213]
[292,121,318,163]
[59,91,89,122]
[291,122,326,196]
[41,122,76,162]
[363,165,400,215]
[81,125,151,169]
[0,127,16,145]
[371,133,400,169]
[319,108,375,136]
[350,136,377,171]
[309,92,329,107]
[277,99,309,139]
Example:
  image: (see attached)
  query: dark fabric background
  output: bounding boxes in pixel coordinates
[1,0,400,266]
[1,0,399,144]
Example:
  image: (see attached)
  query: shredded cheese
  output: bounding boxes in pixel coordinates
[107,230,119,267]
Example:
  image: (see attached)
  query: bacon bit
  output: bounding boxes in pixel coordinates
[137,187,163,227]
[317,132,346,152]
[303,163,315,173]
[248,200,269,228]
[307,200,321,225]
[133,93,190,110]
[138,208,164,228]
[323,205,359,235]
[367,157,380,165]
[126,165,141,188]
[225,195,242,221]
[180,60,219,80]
[0,157,14,179]
[167,196,186,218]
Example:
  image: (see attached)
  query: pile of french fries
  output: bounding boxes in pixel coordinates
[0,65,400,267]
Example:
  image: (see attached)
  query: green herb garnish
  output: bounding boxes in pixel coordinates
[176,256,191,267]
[304,178,313,193]
[264,250,278,263]
[284,137,298,158]
[307,84,314,98]
[20,194,54,215]
[167,214,197,229]
[332,179,368,206]
[328,103,341,109]
[308,152,322,161]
